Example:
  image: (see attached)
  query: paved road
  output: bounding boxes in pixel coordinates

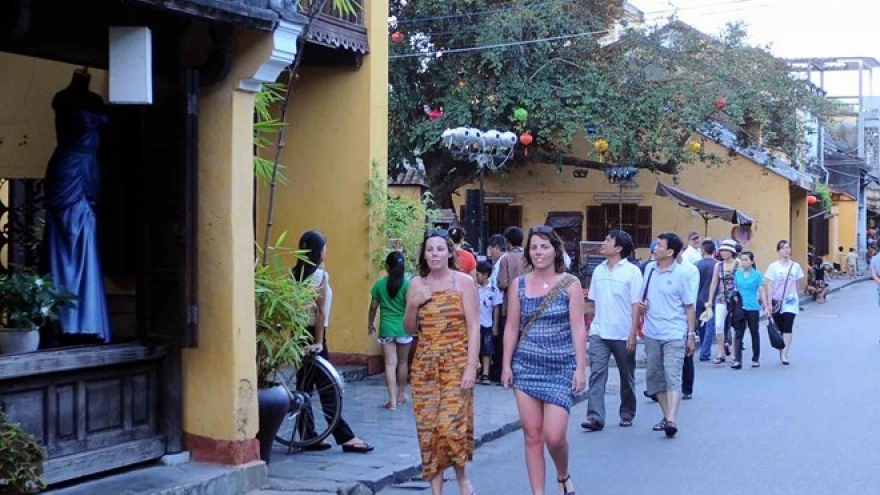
[379,280,880,495]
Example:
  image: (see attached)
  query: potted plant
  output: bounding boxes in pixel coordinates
[254,234,316,462]
[0,411,47,494]
[0,267,77,355]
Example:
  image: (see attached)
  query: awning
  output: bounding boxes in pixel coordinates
[656,182,756,226]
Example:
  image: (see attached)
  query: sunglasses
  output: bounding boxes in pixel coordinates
[530,225,555,235]
[425,228,449,238]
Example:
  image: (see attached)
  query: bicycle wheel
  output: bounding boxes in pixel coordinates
[274,354,345,449]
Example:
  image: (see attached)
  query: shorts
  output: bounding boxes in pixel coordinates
[644,336,685,396]
[377,335,414,345]
[479,326,495,356]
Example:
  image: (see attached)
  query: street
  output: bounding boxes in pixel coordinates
[379,280,880,495]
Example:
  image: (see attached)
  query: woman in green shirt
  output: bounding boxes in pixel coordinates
[368,251,413,410]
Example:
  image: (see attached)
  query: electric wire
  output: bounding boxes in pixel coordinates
[389,29,608,60]
[393,0,573,25]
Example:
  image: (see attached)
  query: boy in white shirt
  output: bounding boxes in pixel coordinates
[476,261,503,384]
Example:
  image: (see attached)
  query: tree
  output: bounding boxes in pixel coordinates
[388,1,837,208]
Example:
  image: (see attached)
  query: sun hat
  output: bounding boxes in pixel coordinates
[719,239,737,253]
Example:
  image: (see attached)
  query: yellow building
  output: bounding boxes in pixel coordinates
[452,135,812,275]
[0,0,385,486]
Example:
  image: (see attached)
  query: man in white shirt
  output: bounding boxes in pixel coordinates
[581,230,644,431]
[639,232,696,438]
[682,230,702,265]
[487,234,507,288]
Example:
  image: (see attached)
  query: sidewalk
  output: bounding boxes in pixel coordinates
[254,369,643,495]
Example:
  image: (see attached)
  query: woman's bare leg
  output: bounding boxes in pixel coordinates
[515,391,547,495]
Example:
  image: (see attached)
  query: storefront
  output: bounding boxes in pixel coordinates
[0,0,322,484]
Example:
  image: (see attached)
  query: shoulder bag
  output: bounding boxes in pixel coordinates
[519,274,577,343]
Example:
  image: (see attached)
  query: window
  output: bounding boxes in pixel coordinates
[586,205,652,248]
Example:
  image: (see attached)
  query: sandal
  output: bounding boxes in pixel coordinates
[341,441,374,454]
[301,441,332,451]
[752,361,760,368]
[712,357,726,364]
[382,401,397,410]
[619,419,633,428]
[652,419,667,431]
[557,474,575,495]
[730,361,742,370]
[663,421,678,438]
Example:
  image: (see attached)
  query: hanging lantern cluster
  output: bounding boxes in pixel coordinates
[605,165,638,184]
[687,140,702,153]
[519,131,533,156]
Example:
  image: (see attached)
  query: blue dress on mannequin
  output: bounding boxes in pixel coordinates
[43,71,111,343]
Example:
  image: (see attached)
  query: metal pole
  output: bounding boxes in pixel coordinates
[618,182,624,229]
[478,165,485,255]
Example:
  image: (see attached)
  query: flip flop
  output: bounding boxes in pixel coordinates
[619,419,633,428]
[341,441,374,454]
[382,402,397,410]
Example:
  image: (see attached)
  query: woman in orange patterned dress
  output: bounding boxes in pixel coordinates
[404,229,481,495]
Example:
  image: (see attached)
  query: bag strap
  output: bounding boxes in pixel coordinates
[642,266,656,301]
[773,262,795,313]
[520,274,576,342]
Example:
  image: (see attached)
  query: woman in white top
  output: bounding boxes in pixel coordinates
[764,240,805,365]
[292,230,374,453]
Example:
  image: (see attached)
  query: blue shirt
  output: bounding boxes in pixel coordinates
[734,269,763,311]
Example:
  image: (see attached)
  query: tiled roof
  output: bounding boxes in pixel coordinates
[389,169,428,187]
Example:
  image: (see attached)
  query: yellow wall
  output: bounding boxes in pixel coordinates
[257,0,389,359]
[835,197,858,252]
[389,184,424,204]
[0,53,108,178]
[453,138,793,272]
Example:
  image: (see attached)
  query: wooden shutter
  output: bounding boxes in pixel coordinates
[506,205,523,229]
[586,206,604,241]
[137,69,198,348]
[636,206,652,248]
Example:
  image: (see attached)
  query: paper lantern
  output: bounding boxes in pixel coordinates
[593,139,609,153]
[687,141,701,153]
[514,107,528,122]
[519,132,533,156]
[713,95,727,111]
[807,195,818,205]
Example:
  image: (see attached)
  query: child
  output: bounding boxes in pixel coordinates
[476,260,503,385]
[847,247,860,278]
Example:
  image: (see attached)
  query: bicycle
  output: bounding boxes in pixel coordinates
[273,352,345,454]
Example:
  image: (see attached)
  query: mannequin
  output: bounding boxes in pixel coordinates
[43,66,111,344]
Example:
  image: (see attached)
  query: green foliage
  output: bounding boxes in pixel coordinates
[388,2,838,206]
[253,82,287,184]
[365,162,434,273]
[0,411,46,494]
[815,184,833,213]
[255,233,317,388]
[0,267,77,329]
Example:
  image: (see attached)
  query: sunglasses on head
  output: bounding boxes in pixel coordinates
[425,228,449,238]
[531,225,554,235]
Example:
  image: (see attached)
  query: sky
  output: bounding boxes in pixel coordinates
[629,0,878,98]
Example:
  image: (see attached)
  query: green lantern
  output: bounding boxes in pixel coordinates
[513,107,528,122]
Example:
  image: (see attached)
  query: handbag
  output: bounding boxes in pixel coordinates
[767,319,785,350]
[519,274,577,342]
[771,263,795,314]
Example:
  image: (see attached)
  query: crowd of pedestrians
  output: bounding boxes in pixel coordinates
[292,223,852,495]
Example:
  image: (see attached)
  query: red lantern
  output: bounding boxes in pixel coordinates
[391,31,404,44]
[713,95,727,111]
[807,195,818,205]
[519,132,533,156]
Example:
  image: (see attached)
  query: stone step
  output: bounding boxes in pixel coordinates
[337,364,368,383]
[45,460,266,495]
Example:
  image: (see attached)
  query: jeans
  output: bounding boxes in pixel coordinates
[733,310,760,363]
[698,316,715,360]
[586,334,637,424]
